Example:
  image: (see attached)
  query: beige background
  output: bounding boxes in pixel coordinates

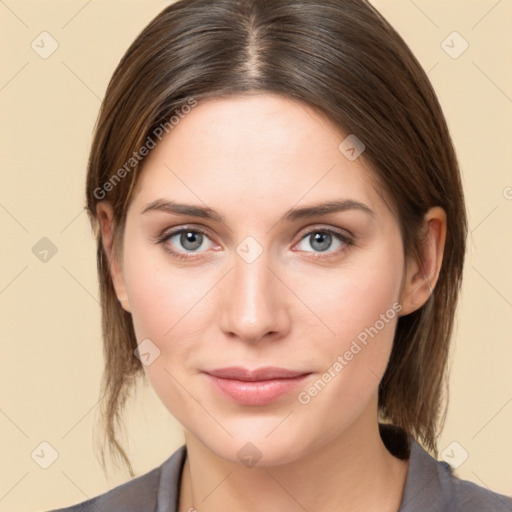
[0,0,511,510]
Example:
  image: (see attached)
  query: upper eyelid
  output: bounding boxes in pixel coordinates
[297,225,352,239]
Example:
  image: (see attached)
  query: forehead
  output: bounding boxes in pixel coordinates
[129,93,383,217]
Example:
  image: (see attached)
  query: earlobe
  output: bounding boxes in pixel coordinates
[96,202,131,313]
[399,207,447,316]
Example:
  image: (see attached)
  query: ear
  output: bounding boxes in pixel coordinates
[96,202,131,313]
[399,207,447,316]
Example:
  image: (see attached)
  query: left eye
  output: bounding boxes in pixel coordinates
[295,230,351,254]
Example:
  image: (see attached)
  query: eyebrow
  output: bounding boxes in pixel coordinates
[141,198,375,224]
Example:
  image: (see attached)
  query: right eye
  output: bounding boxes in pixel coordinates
[157,227,218,260]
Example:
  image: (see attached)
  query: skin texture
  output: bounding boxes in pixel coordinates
[97,93,446,512]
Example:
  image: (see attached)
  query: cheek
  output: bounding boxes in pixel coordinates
[122,240,207,340]
[304,247,404,351]
[120,236,218,393]
[121,242,207,422]
[295,240,405,413]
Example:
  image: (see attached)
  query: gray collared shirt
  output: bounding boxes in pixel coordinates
[49,426,512,511]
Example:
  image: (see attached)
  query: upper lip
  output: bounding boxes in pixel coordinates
[204,366,310,381]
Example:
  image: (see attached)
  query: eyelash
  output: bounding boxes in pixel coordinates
[155,226,354,261]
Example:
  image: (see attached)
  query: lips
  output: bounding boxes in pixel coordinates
[203,366,311,406]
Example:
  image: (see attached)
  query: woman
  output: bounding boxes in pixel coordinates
[50,0,511,510]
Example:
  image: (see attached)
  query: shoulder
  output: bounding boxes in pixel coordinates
[47,446,187,512]
[400,434,512,511]
[47,466,161,512]
[449,474,512,511]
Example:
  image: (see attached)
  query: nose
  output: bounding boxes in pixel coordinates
[219,249,291,344]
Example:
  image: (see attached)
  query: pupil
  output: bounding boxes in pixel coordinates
[311,232,331,252]
[181,231,202,250]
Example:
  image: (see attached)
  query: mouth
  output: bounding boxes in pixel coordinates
[202,366,312,406]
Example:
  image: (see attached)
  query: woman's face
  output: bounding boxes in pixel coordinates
[107,93,412,465]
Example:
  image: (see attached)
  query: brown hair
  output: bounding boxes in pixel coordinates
[86,0,467,476]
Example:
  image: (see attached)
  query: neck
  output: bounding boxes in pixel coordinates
[178,412,409,512]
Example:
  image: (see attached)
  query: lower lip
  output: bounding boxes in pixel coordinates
[206,374,310,406]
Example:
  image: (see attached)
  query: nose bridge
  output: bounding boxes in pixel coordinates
[220,243,288,342]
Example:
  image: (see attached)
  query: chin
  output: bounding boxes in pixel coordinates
[192,419,317,468]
